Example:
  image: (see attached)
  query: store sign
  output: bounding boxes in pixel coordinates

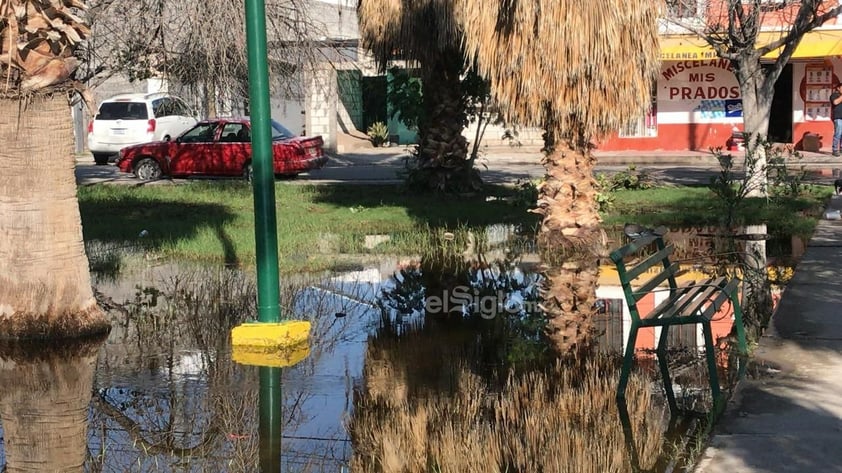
[662,60,738,101]
[725,99,743,118]
[658,59,741,123]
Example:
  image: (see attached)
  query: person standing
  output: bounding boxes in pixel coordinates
[830,82,842,156]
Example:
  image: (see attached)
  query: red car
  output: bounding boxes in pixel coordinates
[115,118,328,180]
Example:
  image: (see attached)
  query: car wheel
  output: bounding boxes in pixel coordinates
[244,163,253,183]
[93,153,111,166]
[275,173,300,180]
[134,158,162,181]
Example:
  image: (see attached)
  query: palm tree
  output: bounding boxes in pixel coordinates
[0,0,109,338]
[358,0,478,192]
[460,2,662,354]
[0,338,104,472]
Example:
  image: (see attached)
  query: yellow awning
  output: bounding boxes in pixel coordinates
[660,29,842,61]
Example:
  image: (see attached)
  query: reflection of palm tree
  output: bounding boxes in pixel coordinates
[379,247,550,366]
[351,333,668,472]
[617,397,707,473]
[458,2,661,356]
[0,337,106,472]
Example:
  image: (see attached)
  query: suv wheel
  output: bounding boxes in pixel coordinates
[93,153,111,166]
[134,158,162,181]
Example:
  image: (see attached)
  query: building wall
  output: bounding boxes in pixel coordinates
[600,56,842,151]
[307,67,339,150]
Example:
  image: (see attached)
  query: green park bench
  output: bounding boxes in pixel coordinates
[609,228,747,411]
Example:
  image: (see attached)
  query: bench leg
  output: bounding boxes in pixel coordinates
[616,398,643,471]
[702,321,721,402]
[617,323,639,401]
[731,292,748,356]
[656,325,678,413]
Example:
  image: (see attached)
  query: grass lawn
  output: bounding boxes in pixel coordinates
[78,182,541,272]
[602,184,832,239]
[78,181,832,272]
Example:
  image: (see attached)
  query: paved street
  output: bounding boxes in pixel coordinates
[74,146,550,186]
[75,145,842,187]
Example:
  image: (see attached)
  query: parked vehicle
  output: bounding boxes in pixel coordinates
[115,117,328,181]
[88,93,198,165]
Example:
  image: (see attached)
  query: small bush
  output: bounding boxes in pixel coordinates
[366,121,390,147]
[609,165,653,191]
[594,173,615,212]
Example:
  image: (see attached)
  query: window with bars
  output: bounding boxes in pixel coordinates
[666,0,699,19]
[619,89,658,138]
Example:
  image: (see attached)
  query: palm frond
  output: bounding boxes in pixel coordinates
[0,0,89,94]
[460,0,663,143]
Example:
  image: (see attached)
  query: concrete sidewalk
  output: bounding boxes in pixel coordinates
[695,196,842,472]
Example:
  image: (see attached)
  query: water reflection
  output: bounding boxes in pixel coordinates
[350,332,670,472]
[69,221,803,470]
[616,398,705,473]
[90,264,359,471]
[0,336,106,472]
[259,367,282,473]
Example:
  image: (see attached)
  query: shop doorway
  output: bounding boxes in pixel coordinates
[361,76,388,132]
[767,63,793,143]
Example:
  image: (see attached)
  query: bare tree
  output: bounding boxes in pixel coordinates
[666,0,842,196]
[84,0,345,117]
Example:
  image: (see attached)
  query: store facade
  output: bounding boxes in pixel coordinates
[598,28,842,152]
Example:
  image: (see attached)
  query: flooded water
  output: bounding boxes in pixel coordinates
[0,227,795,472]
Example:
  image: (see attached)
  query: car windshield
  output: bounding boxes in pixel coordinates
[97,102,149,120]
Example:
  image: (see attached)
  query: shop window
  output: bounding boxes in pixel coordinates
[619,89,657,138]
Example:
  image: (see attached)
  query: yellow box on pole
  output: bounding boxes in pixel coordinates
[233,342,310,368]
[231,320,311,351]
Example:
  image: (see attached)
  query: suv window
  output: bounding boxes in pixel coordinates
[152,98,172,117]
[170,98,192,117]
[153,97,192,118]
[97,102,149,120]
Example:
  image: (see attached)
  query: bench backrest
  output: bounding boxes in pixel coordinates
[609,234,679,324]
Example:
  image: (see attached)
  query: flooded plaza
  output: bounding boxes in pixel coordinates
[0,225,801,472]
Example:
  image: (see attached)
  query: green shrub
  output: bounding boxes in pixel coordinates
[366,121,389,147]
[609,165,653,191]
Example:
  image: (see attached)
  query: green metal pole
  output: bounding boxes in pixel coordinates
[245,0,281,323]
[258,367,282,472]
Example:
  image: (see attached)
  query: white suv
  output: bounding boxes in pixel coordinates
[87,93,198,165]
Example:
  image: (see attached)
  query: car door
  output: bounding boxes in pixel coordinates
[167,122,220,176]
[214,122,251,176]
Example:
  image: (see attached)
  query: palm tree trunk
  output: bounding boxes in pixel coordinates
[536,131,604,355]
[0,94,109,339]
[413,50,475,192]
[0,339,104,472]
